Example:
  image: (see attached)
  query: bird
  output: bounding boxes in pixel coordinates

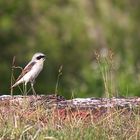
[12,52,46,95]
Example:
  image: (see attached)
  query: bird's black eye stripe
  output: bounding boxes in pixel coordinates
[36,55,45,60]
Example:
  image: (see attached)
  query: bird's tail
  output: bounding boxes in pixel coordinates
[11,82,18,88]
[11,80,22,88]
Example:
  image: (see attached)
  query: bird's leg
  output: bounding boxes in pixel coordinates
[31,82,36,95]
[24,83,27,96]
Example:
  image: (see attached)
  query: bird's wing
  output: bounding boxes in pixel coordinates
[16,61,36,82]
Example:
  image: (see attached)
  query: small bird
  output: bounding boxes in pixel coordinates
[12,52,46,95]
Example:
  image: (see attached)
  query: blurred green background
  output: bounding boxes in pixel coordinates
[0,0,140,98]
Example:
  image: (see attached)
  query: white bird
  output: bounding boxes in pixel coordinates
[12,52,46,95]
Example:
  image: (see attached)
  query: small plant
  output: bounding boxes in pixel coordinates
[10,56,16,96]
[95,48,116,98]
[10,56,28,95]
[55,65,63,96]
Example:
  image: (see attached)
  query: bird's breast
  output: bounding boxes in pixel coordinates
[29,61,44,80]
[33,62,43,73]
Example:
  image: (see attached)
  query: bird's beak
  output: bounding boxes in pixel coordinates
[43,55,46,61]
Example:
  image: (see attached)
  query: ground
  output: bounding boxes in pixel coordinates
[0,95,139,140]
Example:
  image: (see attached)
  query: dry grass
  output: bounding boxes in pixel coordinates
[0,101,139,140]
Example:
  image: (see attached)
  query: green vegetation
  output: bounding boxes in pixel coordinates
[1,1,140,139]
[0,0,140,97]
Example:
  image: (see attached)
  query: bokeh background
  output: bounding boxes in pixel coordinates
[0,0,140,98]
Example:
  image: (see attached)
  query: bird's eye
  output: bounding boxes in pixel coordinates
[36,56,42,60]
[36,55,45,60]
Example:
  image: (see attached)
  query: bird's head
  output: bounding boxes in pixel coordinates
[32,52,46,62]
